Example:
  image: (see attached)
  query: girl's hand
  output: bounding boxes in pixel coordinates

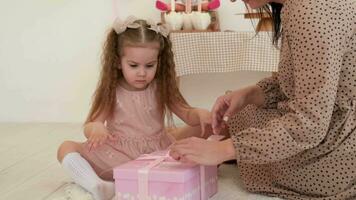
[85,122,118,151]
[87,131,117,152]
[169,137,236,165]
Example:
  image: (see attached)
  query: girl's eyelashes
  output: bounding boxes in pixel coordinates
[127,62,156,68]
[146,61,157,68]
[129,64,155,68]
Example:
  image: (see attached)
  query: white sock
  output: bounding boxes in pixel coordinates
[61,152,115,200]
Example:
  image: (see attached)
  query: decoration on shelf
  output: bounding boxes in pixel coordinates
[156,0,220,32]
[156,0,220,12]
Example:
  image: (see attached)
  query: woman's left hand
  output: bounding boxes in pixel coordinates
[169,137,236,165]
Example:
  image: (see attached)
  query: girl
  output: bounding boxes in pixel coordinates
[57,16,211,200]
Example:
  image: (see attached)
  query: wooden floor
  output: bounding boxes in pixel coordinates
[0,123,281,200]
[0,123,83,200]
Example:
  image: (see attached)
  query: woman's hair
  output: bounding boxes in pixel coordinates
[244,2,283,45]
[260,3,283,45]
[85,19,189,125]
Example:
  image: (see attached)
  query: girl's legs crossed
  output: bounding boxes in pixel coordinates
[57,141,114,200]
[57,140,81,162]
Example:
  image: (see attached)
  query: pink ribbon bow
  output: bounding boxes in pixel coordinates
[136,151,206,200]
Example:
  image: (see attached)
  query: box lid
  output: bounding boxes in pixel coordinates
[113,158,200,183]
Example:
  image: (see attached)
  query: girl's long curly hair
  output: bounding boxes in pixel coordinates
[85,20,189,126]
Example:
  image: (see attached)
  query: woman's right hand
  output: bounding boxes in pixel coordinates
[211,85,263,134]
[84,122,118,151]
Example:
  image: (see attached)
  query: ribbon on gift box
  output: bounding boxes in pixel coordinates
[136,151,206,200]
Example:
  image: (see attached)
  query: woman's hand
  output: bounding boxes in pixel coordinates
[211,90,247,134]
[211,85,264,134]
[84,122,118,151]
[169,137,236,165]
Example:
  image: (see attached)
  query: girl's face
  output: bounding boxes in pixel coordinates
[241,0,270,9]
[120,44,159,91]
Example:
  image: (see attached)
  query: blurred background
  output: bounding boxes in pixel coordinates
[0,0,270,123]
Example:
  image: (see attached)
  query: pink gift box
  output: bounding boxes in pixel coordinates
[113,151,218,200]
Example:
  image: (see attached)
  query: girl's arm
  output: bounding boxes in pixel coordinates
[170,103,208,127]
[83,110,109,139]
[171,84,265,127]
[83,109,117,151]
[171,103,213,137]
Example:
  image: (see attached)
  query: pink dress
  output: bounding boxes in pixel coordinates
[80,82,174,180]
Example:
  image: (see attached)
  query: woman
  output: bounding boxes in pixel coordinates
[170,0,356,199]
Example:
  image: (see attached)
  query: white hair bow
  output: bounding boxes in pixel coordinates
[113,16,170,38]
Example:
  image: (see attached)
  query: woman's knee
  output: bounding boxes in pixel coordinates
[57,141,81,162]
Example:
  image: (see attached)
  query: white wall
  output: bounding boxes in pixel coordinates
[0,0,270,123]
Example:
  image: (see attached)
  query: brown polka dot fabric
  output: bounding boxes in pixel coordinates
[228,0,356,199]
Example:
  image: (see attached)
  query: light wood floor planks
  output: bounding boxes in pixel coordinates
[0,123,84,200]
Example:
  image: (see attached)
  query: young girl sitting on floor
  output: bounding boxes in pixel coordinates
[56,16,211,200]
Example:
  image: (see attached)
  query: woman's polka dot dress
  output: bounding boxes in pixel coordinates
[228,0,355,199]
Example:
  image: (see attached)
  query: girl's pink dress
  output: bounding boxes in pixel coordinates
[80,83,174,180]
